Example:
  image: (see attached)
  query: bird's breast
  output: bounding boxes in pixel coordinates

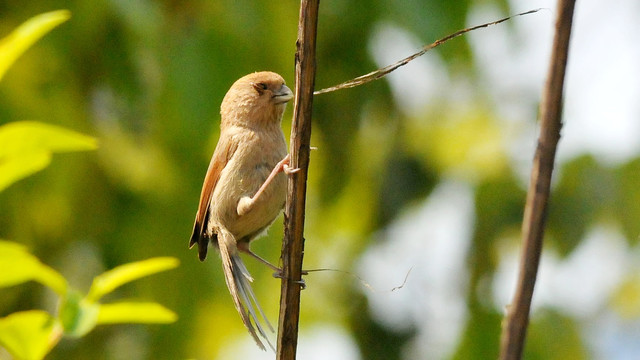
[210,128,287,240]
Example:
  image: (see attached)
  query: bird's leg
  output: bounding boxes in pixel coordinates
[237,154,300,216]
[237,242,307,289]
[239,247,281,273]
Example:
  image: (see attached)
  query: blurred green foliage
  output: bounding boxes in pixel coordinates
[1,1,639,360]
[0,9,177,360]
[0,121,97,192]
[0,240,178,360]
[0,10,96,192]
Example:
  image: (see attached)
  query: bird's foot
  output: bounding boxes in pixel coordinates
[273,271,307,290]
[283,164,300,175]
[280,154,300,175]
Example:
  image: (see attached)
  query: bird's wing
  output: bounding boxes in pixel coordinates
[189,134,238,261]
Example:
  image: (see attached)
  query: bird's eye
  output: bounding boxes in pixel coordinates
[252,82,268,93]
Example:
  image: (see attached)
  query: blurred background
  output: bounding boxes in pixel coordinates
[1,0,640,359]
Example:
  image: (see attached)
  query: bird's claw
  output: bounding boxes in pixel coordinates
[283,165,301,175]
[297,279,306,290]
[273,271,306,290]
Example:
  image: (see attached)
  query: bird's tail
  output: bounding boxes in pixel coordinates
[217,227,275,351]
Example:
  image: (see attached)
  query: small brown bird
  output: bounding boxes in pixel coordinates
[189,71,295,350]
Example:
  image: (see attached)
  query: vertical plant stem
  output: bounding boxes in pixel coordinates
[276,0,319,359]
[499,1,577,359]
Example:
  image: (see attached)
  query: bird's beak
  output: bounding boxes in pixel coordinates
[273,84,293,104]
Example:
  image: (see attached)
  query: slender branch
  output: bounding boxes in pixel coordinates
[276,0,319,359]
[499,1,576,359]
[314,8,541,95]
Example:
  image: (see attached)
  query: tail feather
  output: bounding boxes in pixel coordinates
[218,228,274,351]
[232,256,275,350]
[232,253,275,332]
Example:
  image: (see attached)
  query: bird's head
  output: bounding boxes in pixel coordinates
[221,71,293,128]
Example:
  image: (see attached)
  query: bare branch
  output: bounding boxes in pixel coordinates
[499,1,577,359]
[314,8,541,95]
[276,0,319,359]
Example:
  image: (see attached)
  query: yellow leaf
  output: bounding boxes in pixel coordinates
[97,302,177,324]
[86,257,179,302]
[0,310,62,360]
[0,152,51,192]
[0,121,97,157]
[0,240,67,296]
[0,121,97,191]
[0,10,71,81]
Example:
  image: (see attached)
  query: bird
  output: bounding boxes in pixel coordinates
[189,71,295,350]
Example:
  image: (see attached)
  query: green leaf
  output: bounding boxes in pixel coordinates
[0,10,71,81]
[0,121,97,192]
[86,257,179,302]
[0,240,67,296]
[615,158,640,245]
[58,290,99,338]
[97,302,177,324]
[524,309,588,360]
[0,310,62,360]
[547,155,614,256]
[451,309,502,360]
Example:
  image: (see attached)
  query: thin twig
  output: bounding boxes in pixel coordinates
[314,8,541,95]
[304,267,412,293]
[499,1,576,359]
[276,0,319,359]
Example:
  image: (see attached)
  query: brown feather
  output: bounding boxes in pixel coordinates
[189,136,238,260]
